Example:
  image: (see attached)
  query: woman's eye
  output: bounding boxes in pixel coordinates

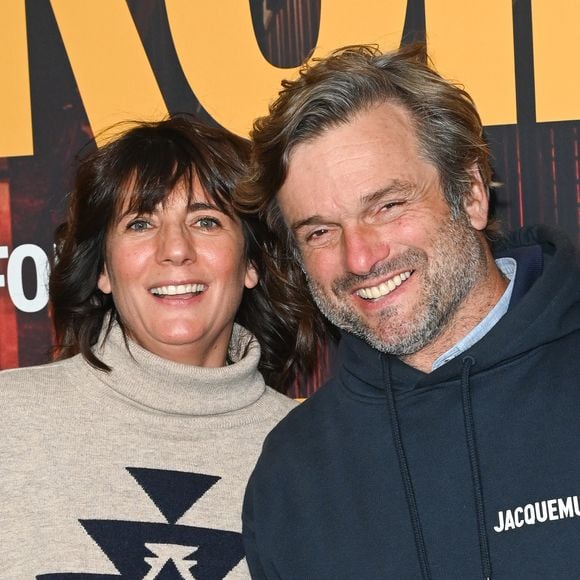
[127,219,150,232]
[195,216,221,229]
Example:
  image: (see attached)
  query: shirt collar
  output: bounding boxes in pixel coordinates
[432,257,517,370]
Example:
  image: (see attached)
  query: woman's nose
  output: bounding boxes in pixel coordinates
[156,224,196,265]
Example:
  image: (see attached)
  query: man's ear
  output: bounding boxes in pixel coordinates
[97,263,112,294]
[463,164,489,232]
[244,261,259,289]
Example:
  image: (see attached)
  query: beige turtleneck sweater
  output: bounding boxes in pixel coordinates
[0,323,297,578]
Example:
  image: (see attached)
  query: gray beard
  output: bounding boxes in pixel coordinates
[305,212,487,356]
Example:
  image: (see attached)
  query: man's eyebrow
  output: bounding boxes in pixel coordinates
[359,181,414,207]
[291,215,328,233]
[290,184,414,233]
[291,181,414,232]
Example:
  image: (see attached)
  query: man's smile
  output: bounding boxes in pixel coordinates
[355,270,412,300]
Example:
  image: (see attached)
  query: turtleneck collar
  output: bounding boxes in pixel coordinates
[85,322,266,417]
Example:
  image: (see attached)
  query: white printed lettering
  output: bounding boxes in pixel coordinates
[558,497,574,518]
[6,244,49,313]
[548,499,559,520]
[535,501,548,523]
[523,504,536,525]
[514,507,524,527]
[494,495,578,533]
[494,511,505,533]
[504,510,516,531]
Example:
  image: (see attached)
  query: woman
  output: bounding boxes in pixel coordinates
[0,115,323,578]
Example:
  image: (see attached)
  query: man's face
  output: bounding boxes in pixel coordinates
[277,102,490,361]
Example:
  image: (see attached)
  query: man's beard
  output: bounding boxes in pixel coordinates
[304,210,488,356]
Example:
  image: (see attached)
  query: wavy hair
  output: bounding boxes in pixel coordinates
[238,42,499,238]
[50,114,318,392]
[234,43,499,365]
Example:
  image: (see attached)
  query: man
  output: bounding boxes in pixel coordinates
[240,44,580,579]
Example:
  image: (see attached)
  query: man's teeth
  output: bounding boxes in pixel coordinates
[150,283,205,296]
[356,271,412,300]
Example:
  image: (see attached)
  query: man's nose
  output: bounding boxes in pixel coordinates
[342,224,389,276]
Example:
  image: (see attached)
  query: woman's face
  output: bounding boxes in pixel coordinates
[97,179,258,366]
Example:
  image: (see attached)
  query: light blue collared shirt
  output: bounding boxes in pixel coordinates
[432,258,517,370]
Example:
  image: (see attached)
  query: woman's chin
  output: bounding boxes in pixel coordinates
[133,322,233,366]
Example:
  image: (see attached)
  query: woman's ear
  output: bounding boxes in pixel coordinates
[463,164,489,232]
[244,261,259,289]
[97,263,112,294]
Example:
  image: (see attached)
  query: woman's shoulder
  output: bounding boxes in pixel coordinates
[0,356,81,396]
[261,386,301,418]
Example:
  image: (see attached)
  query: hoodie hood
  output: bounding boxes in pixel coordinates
[242,225,580,580]
[489,225,580,357]
[333,224,579,580]
[338,224,580,397]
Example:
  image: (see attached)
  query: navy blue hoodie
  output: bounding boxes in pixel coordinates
[243,226,580,579]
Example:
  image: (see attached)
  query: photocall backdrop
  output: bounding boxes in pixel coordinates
[0,0,578,397]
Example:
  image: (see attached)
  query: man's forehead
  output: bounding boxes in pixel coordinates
[281,107,424,186]
[285,106,421,178]
[289,100,415,148]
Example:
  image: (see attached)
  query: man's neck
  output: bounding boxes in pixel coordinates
[401,260,509,373]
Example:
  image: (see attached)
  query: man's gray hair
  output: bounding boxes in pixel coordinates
[237,43,499,242]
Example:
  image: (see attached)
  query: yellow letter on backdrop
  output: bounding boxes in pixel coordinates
[0,0,33,157]
[165,0,406,137]
[50,0,168,145]
[532,0,580,122]
[425,0,517,126]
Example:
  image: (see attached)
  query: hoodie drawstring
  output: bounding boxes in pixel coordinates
[461,355,492,580]
[383,355,493,580]
[382,356,432,580]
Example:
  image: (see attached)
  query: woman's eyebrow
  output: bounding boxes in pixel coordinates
[188,201,220,212]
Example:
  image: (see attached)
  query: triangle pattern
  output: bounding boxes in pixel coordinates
[156,558,189,579]
[127,467,220,524]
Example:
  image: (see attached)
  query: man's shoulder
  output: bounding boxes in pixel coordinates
[259,379,340,458]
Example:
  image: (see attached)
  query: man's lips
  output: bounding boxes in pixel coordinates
[355,270,412,300]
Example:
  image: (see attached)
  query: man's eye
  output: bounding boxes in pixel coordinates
[380,201,402,211]
[373,201,405,222]
[302,227,331,247]
[307,228,328,240]
[127,219,150,231]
